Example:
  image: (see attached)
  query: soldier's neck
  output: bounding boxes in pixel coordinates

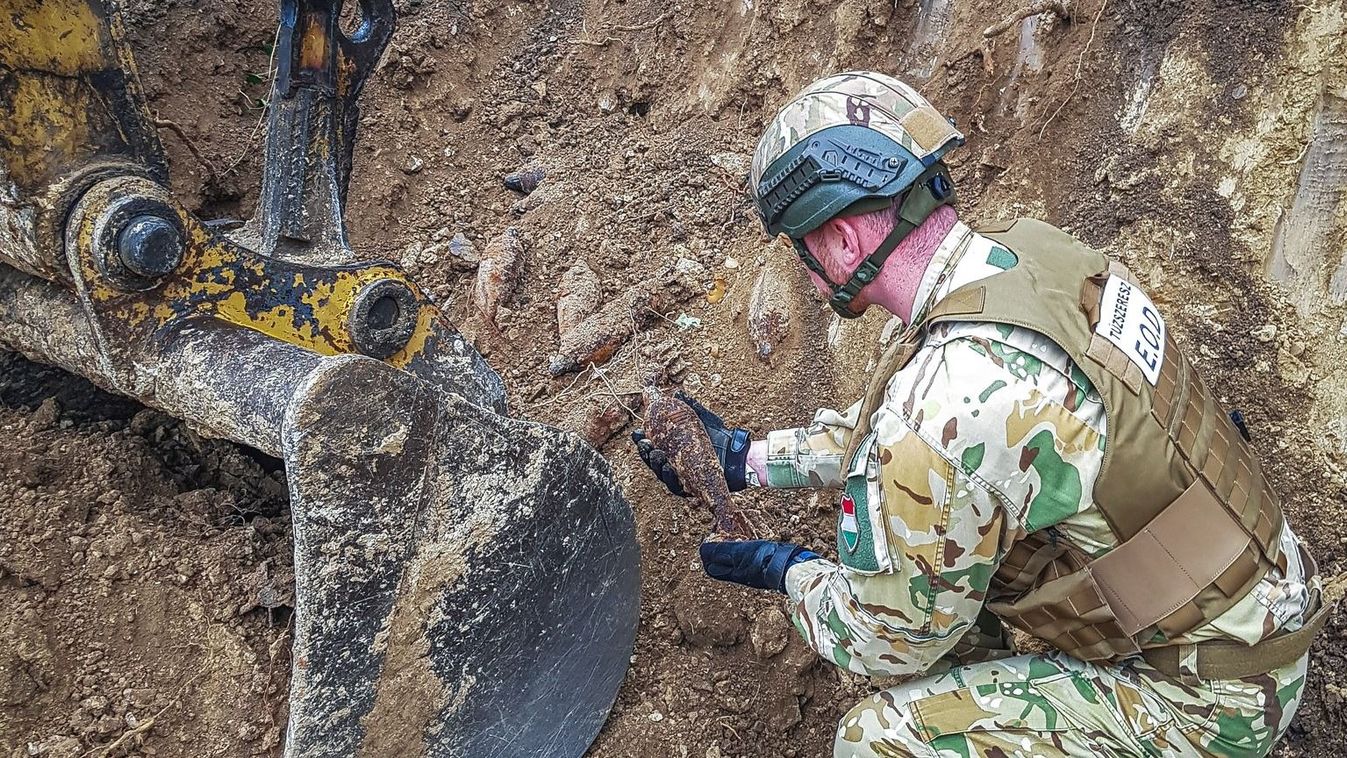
[869,206,960,323]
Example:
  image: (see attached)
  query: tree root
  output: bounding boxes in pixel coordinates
[983,0,1072,38]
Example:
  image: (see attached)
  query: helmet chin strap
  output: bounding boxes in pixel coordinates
[790,163,956,320]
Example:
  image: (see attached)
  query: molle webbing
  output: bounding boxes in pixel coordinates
[851,218,1286,665]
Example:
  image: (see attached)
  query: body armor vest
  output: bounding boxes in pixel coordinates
[849,218,1294,667]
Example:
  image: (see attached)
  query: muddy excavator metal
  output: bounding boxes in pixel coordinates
[0,0,639,754]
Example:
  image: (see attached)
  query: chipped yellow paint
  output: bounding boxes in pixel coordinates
[1,76,95,189]
[3,3,440,374]
[0,0,107,73]
[300,20,331,77]
[73,189,440,366]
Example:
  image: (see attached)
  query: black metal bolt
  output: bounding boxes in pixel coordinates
[116,215,184,279]
[350,279,419,360]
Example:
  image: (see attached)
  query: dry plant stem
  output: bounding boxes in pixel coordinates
[154,117,217,179]
[84,642,215,758]
[984,0,1071,37]
[572,10,671,44]
[1038,0,1109,138]
[590,362,638,418]
[95,717,156,758]
[223,22,280,177]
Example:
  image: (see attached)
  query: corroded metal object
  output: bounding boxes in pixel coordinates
[642,387,753,537]
[549,268,694,375]
[0,1,638,755]
[503,164,547,195]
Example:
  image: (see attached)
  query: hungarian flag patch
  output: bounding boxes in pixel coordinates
[840,494,860,553]
[838,434,884,573]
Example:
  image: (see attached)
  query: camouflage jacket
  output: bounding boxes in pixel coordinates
[762,220,1317,677]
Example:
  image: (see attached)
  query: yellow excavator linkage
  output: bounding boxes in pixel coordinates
[0,1,640,755]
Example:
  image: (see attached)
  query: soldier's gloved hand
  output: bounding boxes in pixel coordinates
[630,392,752,495]
[699,540,821,593]
[632,432,689,496]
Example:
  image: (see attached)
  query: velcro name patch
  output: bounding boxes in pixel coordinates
[1095,275,1166,385]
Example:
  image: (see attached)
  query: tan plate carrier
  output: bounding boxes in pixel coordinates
[847,218,1329,679]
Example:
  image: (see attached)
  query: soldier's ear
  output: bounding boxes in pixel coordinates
[830,215,868,269]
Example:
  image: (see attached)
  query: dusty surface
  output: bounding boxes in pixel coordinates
[4,0,1347,756]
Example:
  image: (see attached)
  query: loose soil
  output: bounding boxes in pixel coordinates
[3,0,1346,756]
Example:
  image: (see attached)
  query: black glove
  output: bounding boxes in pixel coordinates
[632,433,689,496]
[699,540,821,593]
[630,392,752,496]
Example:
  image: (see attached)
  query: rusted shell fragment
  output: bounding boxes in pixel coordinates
[549,268,693,375]
[746,267,794,363]
[556,260,602,338]
[504,164,546,195]
[641,387,753,538]
[472,227,523,330]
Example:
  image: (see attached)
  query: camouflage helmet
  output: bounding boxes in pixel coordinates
[751,71,964,239]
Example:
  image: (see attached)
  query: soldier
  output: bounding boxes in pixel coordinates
[632,71,1331,757]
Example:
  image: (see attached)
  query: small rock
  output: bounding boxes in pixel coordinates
[749,607,790,658]
[723,257,739,270]
[79,695,110,715]
[446,232,479,271]
[1252,324,1277,343]
[451,98,474,121]
[1325,682,1345,708]
[710,152,751,175]
[25,735,81,758]
[648,711,665,722]
[675,256,708,279]
[402,155,425,175]
[29,398,61,431]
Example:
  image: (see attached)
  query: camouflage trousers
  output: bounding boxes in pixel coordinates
[833,651,1308,758]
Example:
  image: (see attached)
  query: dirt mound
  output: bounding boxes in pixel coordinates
[3,0,1346,755]
[0,352,292,757]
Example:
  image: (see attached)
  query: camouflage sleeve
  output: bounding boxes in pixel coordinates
[759,401,862,490]
[782,432,1007,678]
[760,400,862,489]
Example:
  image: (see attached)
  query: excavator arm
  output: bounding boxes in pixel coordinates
[0,1,639,755]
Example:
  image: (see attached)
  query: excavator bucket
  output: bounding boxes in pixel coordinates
[0,1,639,755]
